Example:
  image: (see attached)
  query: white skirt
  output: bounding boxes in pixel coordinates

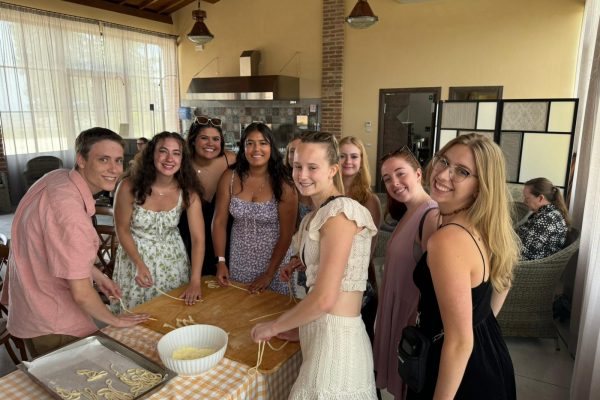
[289,313,377,399]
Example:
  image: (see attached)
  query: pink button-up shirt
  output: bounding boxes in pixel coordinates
[1,169,100,338]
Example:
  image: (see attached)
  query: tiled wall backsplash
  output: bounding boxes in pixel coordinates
[180,99,321,148]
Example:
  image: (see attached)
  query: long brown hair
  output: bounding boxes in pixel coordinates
[126,132,204,208]
[525,177,570,225]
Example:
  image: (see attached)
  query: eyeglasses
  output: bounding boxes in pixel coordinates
[195,115,222,127]
[432,155,478,183]
[380,145,420,165]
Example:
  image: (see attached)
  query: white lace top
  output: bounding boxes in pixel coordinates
[292,196,377,292]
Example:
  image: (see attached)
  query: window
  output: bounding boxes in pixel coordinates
[0,5,179,155]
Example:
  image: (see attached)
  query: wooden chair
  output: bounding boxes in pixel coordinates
[497,228,580,346]
[92,206,118,279]
[0,241,29,364]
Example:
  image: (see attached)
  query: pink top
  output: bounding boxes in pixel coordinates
[1,169,100,338]
[373,199,437,398]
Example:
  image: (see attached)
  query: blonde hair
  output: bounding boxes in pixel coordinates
[339,136,373,204]
[436,133,519,291]
[299,131,344,194]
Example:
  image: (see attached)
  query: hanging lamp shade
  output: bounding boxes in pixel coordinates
[187,2,214,45]
[346,0,379,29]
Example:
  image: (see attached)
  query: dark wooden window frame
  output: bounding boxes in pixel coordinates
[448,85,503,100]
[376,87,441,190]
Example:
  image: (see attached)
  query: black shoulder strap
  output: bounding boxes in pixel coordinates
[418,207,437,241]
[319,195,347,209]
[441,222,486,283]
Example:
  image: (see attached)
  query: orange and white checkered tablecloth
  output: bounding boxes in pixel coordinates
[0,325,301,399]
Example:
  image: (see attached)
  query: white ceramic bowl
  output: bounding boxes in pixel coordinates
[157,324,228,376]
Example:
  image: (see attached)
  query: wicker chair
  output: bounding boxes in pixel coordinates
[23,156,63,188]
[510,201,531,227]
[497,227,580,342]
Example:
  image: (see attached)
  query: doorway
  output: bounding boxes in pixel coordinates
[376,87,441,190]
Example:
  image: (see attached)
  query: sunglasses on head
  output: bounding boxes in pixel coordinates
[195,115,222,127]
[380,145,419,164]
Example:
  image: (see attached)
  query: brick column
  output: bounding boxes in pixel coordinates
[321,0,345,137]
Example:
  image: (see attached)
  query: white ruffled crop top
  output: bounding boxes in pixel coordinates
[292,196,377,292]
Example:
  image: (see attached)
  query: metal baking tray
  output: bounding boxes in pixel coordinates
[17,332,176,399]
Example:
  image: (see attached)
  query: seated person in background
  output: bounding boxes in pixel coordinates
[113,132,205,310]
[136,137,149,153]
[517,177,569,260]
[0,127,149,357]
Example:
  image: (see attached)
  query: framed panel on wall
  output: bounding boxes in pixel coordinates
[435,99,578,191]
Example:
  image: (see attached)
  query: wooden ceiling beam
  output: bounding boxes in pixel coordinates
[138,0,160,10]
[62,0,173,24]
[159,0,195,15]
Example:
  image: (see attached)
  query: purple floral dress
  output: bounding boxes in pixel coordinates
[228,195,290,294]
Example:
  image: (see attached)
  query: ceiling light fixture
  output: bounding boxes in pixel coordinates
[187,0,214,45]
[346,0,379,29]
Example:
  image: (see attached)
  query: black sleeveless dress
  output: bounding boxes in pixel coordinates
[407,224,516,400]
[178,157,232,277]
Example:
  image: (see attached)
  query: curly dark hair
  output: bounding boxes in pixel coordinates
[126,131,204,208]
[234,123,292,202]
[187,120,225,158]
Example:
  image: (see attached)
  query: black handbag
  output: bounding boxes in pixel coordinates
[397,325,431,393]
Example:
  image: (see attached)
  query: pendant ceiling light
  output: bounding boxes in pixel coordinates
[346,0,379,29]
[187,0,214,45]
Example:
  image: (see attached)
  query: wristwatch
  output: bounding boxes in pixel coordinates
[217,256,226,264]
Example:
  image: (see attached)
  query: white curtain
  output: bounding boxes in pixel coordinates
[0,3,178,204]
[570,1,600,398]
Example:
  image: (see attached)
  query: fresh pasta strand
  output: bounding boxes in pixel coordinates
[81,388,99,400]
[286,280,298,304]
[266,340,288,351]
[55,387,81,400]
[248,310,285,322]
[247,341,266,376]
[110,364,163,397]
[153,286,186,301]
[109,296,158,321]
[205,280,250,292]
[76,369,108,382]
[247,339,289,376]
[97,379,134,400]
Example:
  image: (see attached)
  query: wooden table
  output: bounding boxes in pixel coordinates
[0,278,303,399]
[134,276,301,372]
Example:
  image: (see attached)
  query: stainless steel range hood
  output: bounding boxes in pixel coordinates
[186,50,299,100]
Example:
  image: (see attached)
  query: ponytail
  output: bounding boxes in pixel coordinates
[550,186,570,226]
[525,178,570,226]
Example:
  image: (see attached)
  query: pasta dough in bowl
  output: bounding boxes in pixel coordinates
[157,325,228,376]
